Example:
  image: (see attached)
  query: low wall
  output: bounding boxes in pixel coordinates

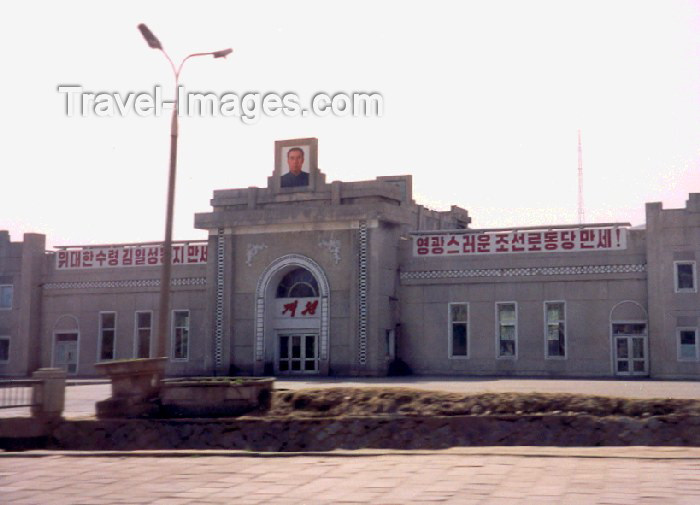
[0,417,58,451]
[46,414,700,451]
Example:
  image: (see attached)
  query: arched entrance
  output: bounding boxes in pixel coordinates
[254,254,330,375]
[610,301,649,376]
[52,314,80,375]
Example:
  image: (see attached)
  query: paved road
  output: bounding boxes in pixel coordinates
[4,376,700,418]
[2,447,700,504]
[3,379,700,503]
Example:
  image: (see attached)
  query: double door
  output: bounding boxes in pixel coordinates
[54,333,78,375]
[277,333,318,374]
[612,323,648,376]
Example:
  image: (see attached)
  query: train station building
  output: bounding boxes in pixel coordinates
[1,138,699,379]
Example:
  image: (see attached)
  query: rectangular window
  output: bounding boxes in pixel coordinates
[545,302,566,358]
[172,310,190,361]
[385,329,396,359]
[0,337,9,363]
[674,261,696,293]
[134,311,152,359]
[678,327,698,361]
[448,303,468,358]
[496,302,517,358]
[98,312,116,361]
[0,285,13,310]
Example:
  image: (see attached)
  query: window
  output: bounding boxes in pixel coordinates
[678,328,698,361]
[0,337,9,363]
[172,310,190,360]
[385,329,396,359]
[0,285,13,310]
[134,311,152,359]
[496,303,517,358]
[276,268,319,298]
[545,302,566,358]
[674,261,696,293]
[98,312,116,361]
[448,303,468,358]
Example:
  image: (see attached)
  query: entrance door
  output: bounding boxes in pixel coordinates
[612,323,648,376]
[54,333,78,375]
[277,333,318,374]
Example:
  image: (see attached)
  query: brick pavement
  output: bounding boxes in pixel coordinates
[2,448,700,504]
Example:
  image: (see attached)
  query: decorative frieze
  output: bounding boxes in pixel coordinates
[400,263,647,281]
[358,221,369,366]
[43,277,207,290]
[215,228,225,368]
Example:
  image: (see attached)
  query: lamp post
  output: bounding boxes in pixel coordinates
[137,24,232,360]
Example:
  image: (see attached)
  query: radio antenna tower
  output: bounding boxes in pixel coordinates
[577,129,585,224]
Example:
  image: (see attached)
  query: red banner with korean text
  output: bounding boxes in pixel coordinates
[413,227,627,257]
[55,243,208,270]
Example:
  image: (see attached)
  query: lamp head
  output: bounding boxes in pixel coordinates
[212,48,233,58]
[137,24,163,50]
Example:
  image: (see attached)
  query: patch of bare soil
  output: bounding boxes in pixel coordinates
[268,387,700,418]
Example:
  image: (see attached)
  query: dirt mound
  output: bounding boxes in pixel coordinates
[269,387,700,418]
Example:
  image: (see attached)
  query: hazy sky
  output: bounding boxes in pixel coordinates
[2,1,699,248]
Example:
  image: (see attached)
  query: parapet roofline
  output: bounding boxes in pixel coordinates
[410,222,632,236]
[53,238,208,251]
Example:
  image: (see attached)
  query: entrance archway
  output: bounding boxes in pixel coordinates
[254,254,330,375]
[609,301,649,376]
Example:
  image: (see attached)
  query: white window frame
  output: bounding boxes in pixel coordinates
[495,302,518,359]
[97,311,117,362]
[133,310,153,359]
[544,301,567,359]
[0,336,10,363]
[0,285,13,311]
[171,309,190,362]
[674,261,697,293]
[448,302,469,359]
[677,327,699,361]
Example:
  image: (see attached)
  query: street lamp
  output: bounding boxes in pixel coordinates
[137,23,232,360]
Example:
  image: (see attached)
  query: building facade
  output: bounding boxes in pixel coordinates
[1,138,699,379]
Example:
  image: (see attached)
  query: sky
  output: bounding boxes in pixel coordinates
[2,0,699,248]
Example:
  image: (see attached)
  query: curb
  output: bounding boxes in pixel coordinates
[3,446,700,460]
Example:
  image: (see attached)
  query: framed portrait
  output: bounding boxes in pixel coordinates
[274,138,318,192]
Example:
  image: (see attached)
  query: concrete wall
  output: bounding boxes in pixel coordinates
[0,232,46,377]
[41,256,208,377]
[195,172,429,377]
[398,229,648,377]
[646,195,700,379]
[225,227,359,375]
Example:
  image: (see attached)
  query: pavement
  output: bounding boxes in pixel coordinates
[2,377,700,503]
[2,447,700,504]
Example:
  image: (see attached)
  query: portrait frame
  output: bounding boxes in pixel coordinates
[274,138,319,192]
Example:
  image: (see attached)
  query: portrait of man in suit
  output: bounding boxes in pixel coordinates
[280,147,309,188]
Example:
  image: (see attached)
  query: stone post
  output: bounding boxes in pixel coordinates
[94,357,167,418]
[30,368,67,419]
